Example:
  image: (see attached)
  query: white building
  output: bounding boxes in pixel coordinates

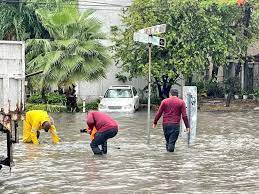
[77,0,147,101]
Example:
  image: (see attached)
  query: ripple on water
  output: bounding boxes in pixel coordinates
[0,111,258,193]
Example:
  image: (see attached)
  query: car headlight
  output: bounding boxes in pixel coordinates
[99,104,106,109]
[124,104,133,109]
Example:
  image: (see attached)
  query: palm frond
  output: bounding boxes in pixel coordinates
[26,5,111,89]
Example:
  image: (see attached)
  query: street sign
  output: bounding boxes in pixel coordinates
[138,24,166,35]
[133,24,167,144]
[133,32,166,47]
[151,37,166,47]
[133,32,150,44]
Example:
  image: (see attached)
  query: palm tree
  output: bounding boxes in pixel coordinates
[26,6,111,102]
[0,0,53,40]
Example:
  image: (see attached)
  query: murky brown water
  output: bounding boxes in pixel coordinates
[0,111,259,193]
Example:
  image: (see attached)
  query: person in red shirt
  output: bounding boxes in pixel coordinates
[153,88,190,152]
[86,111,118,155]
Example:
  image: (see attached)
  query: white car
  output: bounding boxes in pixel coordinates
[98,85,140,113]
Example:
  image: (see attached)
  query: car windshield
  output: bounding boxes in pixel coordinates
[104,89,133,98]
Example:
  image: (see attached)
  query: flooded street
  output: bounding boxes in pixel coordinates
[1,111,259,193]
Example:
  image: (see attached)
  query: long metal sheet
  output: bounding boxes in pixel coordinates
[182,86,198,144]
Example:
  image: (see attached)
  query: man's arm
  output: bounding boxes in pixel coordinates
[30,129,39,144]
[153,101,165,128]
[49,125,60,144]
[86,112,95,132]
[31,122,40,144]
[181,101,190,130]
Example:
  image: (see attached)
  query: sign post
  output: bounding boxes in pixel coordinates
[182,86,197,145]
[147,43,152,144]
[133,24,166,144]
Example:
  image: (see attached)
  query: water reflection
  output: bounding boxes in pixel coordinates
[0,111,258,193]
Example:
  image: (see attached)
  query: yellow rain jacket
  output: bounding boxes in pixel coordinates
[23,110,60,145]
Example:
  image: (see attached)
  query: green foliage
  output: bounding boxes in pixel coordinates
[0,2,40,40]
[25,103,67,112]
[224,77,241,95]
[115,73,128,83]
[139,97,161,105]
[205,81,224,98]
[240,89,249,95]
[193,80,224,98]
[27,92,66,104]
[254,88,259,98]
[26,5,111,90]
[0,0,69,40]
[192,81,206,94]
[112,0,259,88]
[27,93,42,103]
[78,100,99,111]
[46,93,66,104]
[26,99,98,112]
[115,73,132,83]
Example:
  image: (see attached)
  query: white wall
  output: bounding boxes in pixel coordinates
[77,0,148,101]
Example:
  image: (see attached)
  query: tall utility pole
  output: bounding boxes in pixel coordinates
[147,43,152,144]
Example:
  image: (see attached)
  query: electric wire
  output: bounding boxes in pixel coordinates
[0,0,131,11]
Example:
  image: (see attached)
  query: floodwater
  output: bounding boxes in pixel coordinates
[0,111,259,193]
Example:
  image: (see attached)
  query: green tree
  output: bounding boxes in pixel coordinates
[112,0,259,99]
[0,0,74,40]
[224,77,241,107]
[26,6,111,102]
[0,0,52,40]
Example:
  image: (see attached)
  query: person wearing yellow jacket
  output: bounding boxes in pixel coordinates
[23,110,60,144]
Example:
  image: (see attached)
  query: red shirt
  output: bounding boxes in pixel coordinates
[86,111,118,133]
[154,96,190,128]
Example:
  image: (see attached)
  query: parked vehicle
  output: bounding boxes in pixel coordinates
[98,85,139,113]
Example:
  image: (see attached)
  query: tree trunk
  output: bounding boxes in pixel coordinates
[65,85,78,112]
[226,92,232,107]
[164,83,172,98]
[235,61,241,77]
[212,64,219,81]
[204,68,210,81]
[155,77,172,100]
[58,86,64,95]
[41,88,47,104]
[155,73,179,100]
[154,77,163,99]
[186,75,193,86]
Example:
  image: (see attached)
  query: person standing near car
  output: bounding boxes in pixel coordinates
[153,88,190,152]
[86,111,118,155]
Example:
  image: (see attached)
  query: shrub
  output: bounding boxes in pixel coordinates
[139,97,162,105]
[27,93,42,103]
[25,103,67,112]
[205,81,224,98]
[192,81,205,94]
[224,77,241,96]
[192,80,224,98]
[27,92,66,104]
[254,88,259,99]
[46,93,66,104]
[78,100,99,111]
